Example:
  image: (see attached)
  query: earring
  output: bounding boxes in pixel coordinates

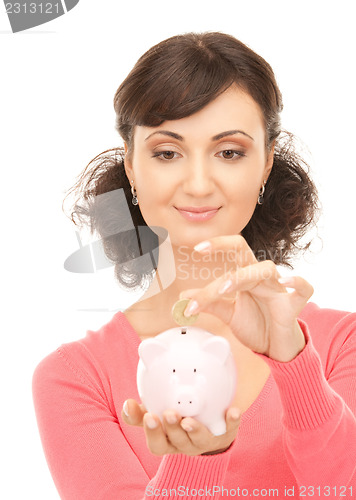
[257,181,267,205]
[130,180,138,206]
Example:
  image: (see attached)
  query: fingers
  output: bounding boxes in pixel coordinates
[278,275,314,298]
[179,260,314,337]
[225,407,242,433]
[162,411,195,454]
[121,399,146,427]
[143,410,195,456]
[278,275,314,313]
[180,407,241,454]
[142,413,176,456]
[177,417,213,452]
[181,260,281,316]
[139,408,241,457]
[194,234,257,267]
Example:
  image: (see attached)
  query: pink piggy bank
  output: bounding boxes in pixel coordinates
[137,326,237,436]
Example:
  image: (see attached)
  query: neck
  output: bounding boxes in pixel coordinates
[136,237,235,311]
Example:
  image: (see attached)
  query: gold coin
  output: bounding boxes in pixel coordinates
[171,298,199,326]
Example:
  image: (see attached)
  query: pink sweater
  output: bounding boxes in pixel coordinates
[33,302,356,499]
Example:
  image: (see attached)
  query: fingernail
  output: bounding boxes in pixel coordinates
[230,408,241,420]
[194,241,211,253]
[278,277,294,286]
[145,414,157,429]
[218,279,233,295]
[184,300,199,317]
[123,400,129,417]
[181,423,193,432]
[165,412,177,425]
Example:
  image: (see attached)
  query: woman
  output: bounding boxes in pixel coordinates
[33,32,356,499]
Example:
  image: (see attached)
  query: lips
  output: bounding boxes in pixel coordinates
[175,206,221,222]
[177,206,220,213]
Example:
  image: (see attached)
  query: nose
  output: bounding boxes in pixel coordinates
[183,157,215,197]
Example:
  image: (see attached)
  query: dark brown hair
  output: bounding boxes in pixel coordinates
[66,32,319,289]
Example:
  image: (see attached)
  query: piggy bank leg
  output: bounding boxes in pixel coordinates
[208,419,227,437]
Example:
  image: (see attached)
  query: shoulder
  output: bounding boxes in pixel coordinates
[299,302,356,372]
[299,302,356,341]
[33,312,140,398]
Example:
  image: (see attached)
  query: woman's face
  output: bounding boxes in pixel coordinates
[125,86,274,249]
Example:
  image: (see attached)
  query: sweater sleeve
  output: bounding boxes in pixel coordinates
[145,444,234,499]
[33,348,150,500]
[33,346,233,500]
[259,316,356,494]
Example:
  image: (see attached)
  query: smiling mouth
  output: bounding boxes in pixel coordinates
[174,206,221,222]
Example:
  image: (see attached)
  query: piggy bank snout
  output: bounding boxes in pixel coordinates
[171,385,201,416]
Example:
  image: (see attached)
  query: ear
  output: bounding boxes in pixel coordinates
[264,140,275,181]
[123,142,134,183]
[138,339,168,368]
[202,337,230,364]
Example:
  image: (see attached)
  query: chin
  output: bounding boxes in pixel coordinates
[168,227,223,249]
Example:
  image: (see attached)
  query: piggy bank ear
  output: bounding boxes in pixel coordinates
[202,337,230,364]
[138,339,168,368]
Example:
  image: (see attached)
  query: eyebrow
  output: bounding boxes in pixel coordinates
[145,129,254,142]
[212,129,254,142]
[145,130,184,141]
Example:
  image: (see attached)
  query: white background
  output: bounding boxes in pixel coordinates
[1,1,355,498]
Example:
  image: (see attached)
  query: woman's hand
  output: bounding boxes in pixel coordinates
[181,235,314,363]
[121,399,240,456]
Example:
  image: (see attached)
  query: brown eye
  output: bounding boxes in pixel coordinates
[223,150,235,159]
[162,151,175,160]
[152,151,179,161]
[216,149,245,161]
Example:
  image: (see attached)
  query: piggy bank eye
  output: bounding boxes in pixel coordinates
[173,369,176,373]
[194,368,196,373]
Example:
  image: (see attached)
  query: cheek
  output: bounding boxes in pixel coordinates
[224,173,261,227]
[229,152,266,201]
[136,176,170,207]
[134,177,170,227]
[228,172,260,203]
[230,190,258,222]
